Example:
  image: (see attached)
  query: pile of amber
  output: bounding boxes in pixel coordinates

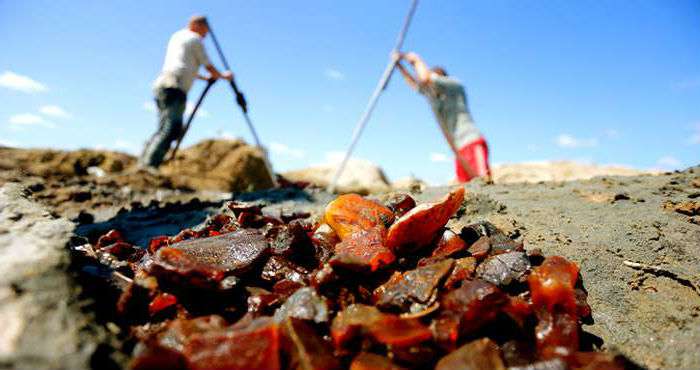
[82,188,631,370]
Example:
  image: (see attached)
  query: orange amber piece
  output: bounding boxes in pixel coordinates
[184,317,280,370]
[535,310,579,359]
[331,228,395,272]
[435,338,506,370]
[148,292,178,316]
[528,256,579,313]
[371,314,434,347]
[430,229,467,259]
[331,304,432,349]
[324,194,394,240]
[350,352,407,370]
[148,235,170,254]
[386,187,465,252]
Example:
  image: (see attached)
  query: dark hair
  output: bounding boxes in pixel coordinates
[431,66,448,76]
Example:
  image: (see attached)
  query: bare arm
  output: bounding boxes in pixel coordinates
[403,52,432,86]
[396,62,419,91]
[205,64,223,79]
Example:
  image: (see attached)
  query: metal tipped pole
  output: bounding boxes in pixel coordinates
[207,21,278,188]
[328,0,419,193]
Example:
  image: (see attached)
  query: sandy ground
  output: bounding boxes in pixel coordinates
[491,160,653,184]
[70,167,700,369]
[1,141,698,368]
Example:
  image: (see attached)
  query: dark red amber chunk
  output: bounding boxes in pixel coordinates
[430,229,468,260]
[331,304,432,349]
[183,317,280,370]
[350,352,407,370]
[439,279,507,335]
[330,228,395,272]
[155,229,268,278]
[148,292,178,316]
[382,193,417,219]
[534,310,579,359]
[435,338,506,370]
[475,251,530,287]
[281,318,340,370]
[150,247,226,289]
[528,256,579,314]
[374,259,454,311]
[96,229,124,249]
[443,257,477,289]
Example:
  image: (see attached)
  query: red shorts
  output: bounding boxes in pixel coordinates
[455,137,491,182]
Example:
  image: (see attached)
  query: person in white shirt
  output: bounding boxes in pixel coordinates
[140,15,233,168]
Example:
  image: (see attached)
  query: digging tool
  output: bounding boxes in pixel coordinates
[328,0,419,193]
[167,79,217,162]
[207,22,279,187]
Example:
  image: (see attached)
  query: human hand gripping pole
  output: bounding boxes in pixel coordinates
[327,0,419,193]
[207,22,279,188]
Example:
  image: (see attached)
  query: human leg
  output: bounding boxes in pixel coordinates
[140,88,186,168]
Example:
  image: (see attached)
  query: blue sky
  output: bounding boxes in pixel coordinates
[1,0,698,184]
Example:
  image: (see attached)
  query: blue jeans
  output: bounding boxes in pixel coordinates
[140,88,186,168]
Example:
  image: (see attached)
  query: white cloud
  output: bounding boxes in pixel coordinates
[113,139,139,154]
[555,134,598,149]
[429,152,449,163]
[39,105,71,119]
[0,71,48,93]
[269,141,305,160]
[0,139,19,147]
[322,151,345,165]
[324,68,345,81]
[213,129,239,140]
[315,150,377,168]
[656,155,682,169]
[8,113,56,128]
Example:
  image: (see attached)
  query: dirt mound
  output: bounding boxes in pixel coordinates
[0,147,135,177]
[160,139,274,192]
[283,159,390,194]
[0,140,274,218]
[492,160,653,183]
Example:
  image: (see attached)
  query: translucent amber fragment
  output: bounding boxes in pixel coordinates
[324,194,394,240]
[386,187,465,252]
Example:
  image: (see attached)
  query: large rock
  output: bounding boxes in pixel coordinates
[0,183,97,370]
[160,139,275,192]
[284,158,390,194]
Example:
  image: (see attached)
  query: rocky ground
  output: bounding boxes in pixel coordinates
[0,141,698,369]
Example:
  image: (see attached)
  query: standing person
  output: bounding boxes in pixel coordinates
[394,52,492,183]
[140,15,233,168]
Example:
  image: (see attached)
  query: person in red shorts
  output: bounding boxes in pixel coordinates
[395,51,492,183]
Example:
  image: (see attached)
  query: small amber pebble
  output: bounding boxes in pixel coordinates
[324,194,394,240]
